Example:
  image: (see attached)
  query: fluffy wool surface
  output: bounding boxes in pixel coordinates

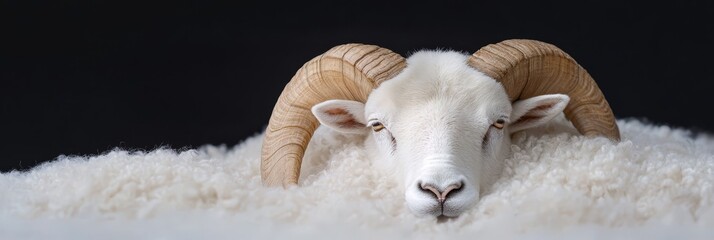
[2,116,714,239]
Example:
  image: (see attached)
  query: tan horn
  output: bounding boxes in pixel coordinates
[468,39,620,141]
[261,44,407,187]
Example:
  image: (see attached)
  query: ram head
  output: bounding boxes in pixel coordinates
[260,39,620,218]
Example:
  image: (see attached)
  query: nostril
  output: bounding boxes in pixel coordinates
[441,182,463,201]
[419,183,442,202]
[419,181,464,204]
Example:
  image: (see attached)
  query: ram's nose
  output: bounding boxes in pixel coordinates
[417,180,463,204]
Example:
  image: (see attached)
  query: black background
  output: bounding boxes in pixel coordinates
[2,1,713,172]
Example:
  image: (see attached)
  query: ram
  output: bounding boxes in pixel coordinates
[260,39,620,218]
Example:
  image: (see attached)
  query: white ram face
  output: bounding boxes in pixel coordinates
[312,50,570,218]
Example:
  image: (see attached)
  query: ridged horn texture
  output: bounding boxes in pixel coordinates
[468,39,620,141]
[261,44,407,187]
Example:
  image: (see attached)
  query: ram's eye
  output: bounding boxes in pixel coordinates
[371,122,385,132]
[493,119,505,129]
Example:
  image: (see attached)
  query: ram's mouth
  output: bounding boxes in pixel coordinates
[436,214,457,223]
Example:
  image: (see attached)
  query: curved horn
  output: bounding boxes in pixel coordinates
[468,39,620,141]
[261,44,407,187]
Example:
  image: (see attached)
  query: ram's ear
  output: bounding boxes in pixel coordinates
[311,100,368,134]
[509,94,570,133]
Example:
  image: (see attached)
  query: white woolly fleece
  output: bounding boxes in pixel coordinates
[1,116,714,239]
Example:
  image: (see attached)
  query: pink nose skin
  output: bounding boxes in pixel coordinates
[420,182,462,204]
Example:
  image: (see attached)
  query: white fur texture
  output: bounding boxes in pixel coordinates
[2,117,714,239]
